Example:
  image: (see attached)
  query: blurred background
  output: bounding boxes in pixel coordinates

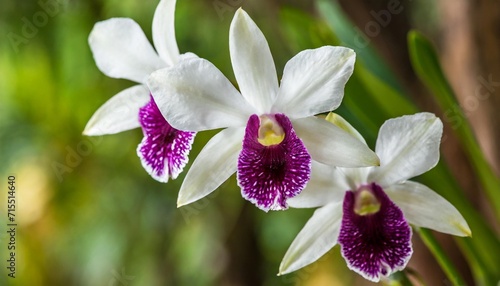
[0,0,499,285]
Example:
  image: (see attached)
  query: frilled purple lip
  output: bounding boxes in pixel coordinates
[237,113,311,212]
[137,96,196,183]
[338,183,412,282]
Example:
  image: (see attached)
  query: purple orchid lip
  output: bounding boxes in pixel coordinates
[338,183,412,282]
[237,113,311,212]
[137,96,196,182]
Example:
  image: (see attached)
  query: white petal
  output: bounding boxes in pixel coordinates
[273,47,355,118]
[340,167,371,190]
[147,58,255,132]
[177,127,244,207]
[369,113,443,187]
[288,161,347,208]
[89,18,164,84]
[83,85,150,136]
[325,112,366,145]
[229,9,279,113]
[279,202,343,275]
[179,52,199,61]
[293,117,380,167]
[385,181,471,237]
[323,112,372,189]
[152,0,180,66]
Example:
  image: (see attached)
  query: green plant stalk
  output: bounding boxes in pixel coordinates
[408,30,500,220]
[417,228,468,286]
[455,237,496,286]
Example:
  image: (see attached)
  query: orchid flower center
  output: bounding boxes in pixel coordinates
[237,114,311,211]
[257,115,285,146]
[354,187,381,216]
[338,183,412,282]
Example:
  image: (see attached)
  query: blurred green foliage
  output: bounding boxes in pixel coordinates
[1,0,498,286]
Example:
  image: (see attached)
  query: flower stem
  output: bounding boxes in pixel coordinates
[455,238,497,286]
[417,228,468,286]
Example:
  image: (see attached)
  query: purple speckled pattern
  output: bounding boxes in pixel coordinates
[137,96,196,182]
[237,113,311,212]
[338,183,412,282]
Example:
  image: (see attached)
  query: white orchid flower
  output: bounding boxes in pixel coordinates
[280,112,471,282]
[147,8,379,211]
[83,0,198,183]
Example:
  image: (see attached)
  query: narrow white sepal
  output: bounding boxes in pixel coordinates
[177,127,244,207]
[279,201,343,275]
[293,116,380,168]
[83,85,150,136]
[288,161,347,208]
[323,112,372,189]
[229,8,279,113]
[385,181,471,237]
[152,0,180,66]
[325,112,366,145]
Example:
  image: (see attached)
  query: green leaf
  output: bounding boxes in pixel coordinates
[408,30,500,221]
[355,64,417,117]
[316,0,403,93]
[417,228,468,286]
[455,238,496,286]
[279,7,340,52]
[408,30,500,281]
